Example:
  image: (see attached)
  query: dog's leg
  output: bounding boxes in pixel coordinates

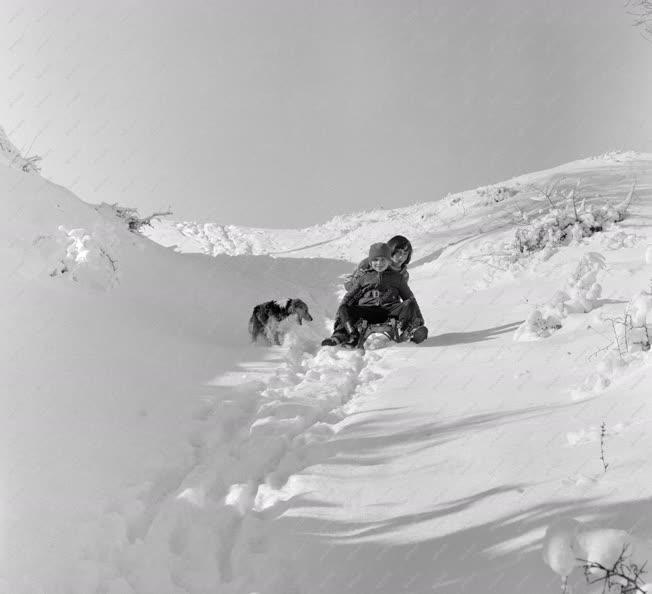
[262,320,274,346]
[251,310,270,346]
[265,318,281,346]
[248,315,260,343]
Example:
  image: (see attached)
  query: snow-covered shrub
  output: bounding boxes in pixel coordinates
[564,252,605,313]
[580,546,650,593]
[591,289,652,360]
[95,202,172,233]
[624,291,652,352]
[573,349,631,397]
[573,283,652,398]
[514,254,605,341]
[543,517,652,593]
[512,184,633,256]
[514,309,563,341]
[591,150,643,163]
[476,184,520,204]
[468,183,634,277]
[48,225,120,290]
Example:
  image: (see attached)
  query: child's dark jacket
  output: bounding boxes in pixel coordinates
[344,258,408,292]
[343,237,413,292]
[341,268,422,321]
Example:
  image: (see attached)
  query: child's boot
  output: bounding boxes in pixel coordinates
[409,325,428,344]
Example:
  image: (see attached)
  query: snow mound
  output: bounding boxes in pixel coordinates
[543,517,652,593]
[542,517,584,578]
[515,253,605,341]
[46,225,120,290]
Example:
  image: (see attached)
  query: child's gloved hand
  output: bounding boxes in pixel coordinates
[344,323,360,346]
[345,331,360,346]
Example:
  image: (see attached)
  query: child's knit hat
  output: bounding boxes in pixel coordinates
[368,242,391,260]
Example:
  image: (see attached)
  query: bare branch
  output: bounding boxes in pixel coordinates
[600,421,609,472]
[578,543,648,592]
[625,0,652,36]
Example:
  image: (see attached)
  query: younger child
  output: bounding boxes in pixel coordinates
[322,242,427,346]
[344,235,414,291]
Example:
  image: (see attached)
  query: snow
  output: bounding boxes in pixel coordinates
[542,516,584,577]
[3,134,652,594]
[543,519,652,591]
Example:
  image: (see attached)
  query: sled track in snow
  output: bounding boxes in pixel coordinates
[74,341,390,593]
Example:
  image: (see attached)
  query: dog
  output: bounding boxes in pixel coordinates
[248,298,313,345]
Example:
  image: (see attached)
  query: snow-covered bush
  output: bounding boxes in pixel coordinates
[48,225,120,290]
[573,282,652,398]
[543,517,652,593]
[513,308,563,341]
[591,150,644,163]
[590,289,652,361]
[512,183,634,256]
[95,202,172,233]
[476,183,520,204]
[624,291,652,352]
[564,252,605,313]
[514,253,605,341]
[468,183,634,277]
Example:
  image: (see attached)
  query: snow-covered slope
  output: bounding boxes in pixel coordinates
[0,142,350,592]
[4,138,652,594]
[146,151,652,266]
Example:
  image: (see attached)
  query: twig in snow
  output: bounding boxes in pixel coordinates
[600,421,609,472]
[578,544,647,593]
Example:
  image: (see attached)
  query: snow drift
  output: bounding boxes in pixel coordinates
[0,140,350,592]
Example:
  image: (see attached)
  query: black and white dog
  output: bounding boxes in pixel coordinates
[248,299,313,345]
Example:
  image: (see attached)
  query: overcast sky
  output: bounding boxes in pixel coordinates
[1,0,651,228]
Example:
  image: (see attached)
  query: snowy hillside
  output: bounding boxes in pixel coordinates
[146,151,651,266]
[4,136,652,594]
[0,137,350,593]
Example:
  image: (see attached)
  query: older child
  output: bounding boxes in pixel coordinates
[322,242,427,346]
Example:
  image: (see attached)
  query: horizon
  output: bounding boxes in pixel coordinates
[1,0,651,228]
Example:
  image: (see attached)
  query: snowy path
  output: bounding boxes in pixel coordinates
[72,330,399,593]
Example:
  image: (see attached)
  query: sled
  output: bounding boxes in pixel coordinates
[353,319,399,349]
[354,319,428,349]
[322,320,427,350]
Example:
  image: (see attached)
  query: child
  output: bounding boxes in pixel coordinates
[344,235,413,292]
[322,242,427,346]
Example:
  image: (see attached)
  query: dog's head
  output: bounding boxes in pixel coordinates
[287,299,313,325]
